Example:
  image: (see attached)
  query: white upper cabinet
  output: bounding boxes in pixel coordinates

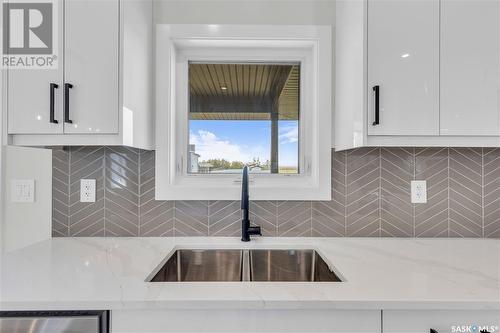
[6,0,154,149]
[8,58,63,135]
[335,0,500,149]
[367,0,440,136]
[63,0,119,134]
[7,0,64,135]
[440,0,500,136]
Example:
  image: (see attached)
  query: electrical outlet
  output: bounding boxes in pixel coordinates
[411,180,427,204]
[80,179,96,202]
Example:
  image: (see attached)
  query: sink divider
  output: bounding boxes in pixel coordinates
[241,250,250,281]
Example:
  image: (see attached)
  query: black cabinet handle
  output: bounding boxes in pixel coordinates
[49,83,59,124]
[430,329,438,333]
[64,83,73,124]
[372,85,380,125]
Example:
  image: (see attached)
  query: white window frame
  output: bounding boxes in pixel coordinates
[156,25,331,201]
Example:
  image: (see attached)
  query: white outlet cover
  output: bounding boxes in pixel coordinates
[80,179,96,203]
[411,180,427,204]
[11,179,35,203]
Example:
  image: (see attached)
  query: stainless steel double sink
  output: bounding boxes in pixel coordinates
[148,249,342,282]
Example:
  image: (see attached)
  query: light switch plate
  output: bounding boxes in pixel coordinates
[411,180,427,204]
[11,179,35,203]
[80,179,96,202]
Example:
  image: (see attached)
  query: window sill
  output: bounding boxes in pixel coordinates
[154,173,331,201]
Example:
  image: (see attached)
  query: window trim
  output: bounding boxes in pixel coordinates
[156,25,331,201]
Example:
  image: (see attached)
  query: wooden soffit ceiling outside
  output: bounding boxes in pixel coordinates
[189,63,299,121]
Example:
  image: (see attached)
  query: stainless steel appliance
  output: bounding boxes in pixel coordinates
[0,310,109,333]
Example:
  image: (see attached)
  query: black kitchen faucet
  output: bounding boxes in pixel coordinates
[241,166,262,242]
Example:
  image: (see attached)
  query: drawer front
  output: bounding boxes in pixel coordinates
[0,310,109,333]
[384,310,500,333]
[113,309,382,333]
[0,316,98,333]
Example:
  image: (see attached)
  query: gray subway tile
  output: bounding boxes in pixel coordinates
[209,201,241,237]
[174,201,209,236]
[51,146,498,238]
[277,201,311,237]
[250,201,277,237]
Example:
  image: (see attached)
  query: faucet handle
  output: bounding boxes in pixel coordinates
[248,226,262,236]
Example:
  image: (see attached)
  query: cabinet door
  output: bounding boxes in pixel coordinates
[7,0,63,134]
[113,309,382,333]
[440,0,500,136]
[384,310,500,333]
[63,0,119,134]
[367,0,439,136]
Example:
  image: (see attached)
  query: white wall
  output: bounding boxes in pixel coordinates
[0,94,3,257]
[123,0,154,149]
[0,0,51,254]
[2,146,52,252]
[153,0,336,145]
[153,0,336,25]
[0,0,4,257]
[334,0,366,150]
[0,89,3,258]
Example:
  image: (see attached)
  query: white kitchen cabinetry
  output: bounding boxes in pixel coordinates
[367,0,439,136]
[6,0,154,149]
[113,309,382,333]
[7,1,64,135]
[440,0,500,136]
[63,0,119,134]
[383,310,500,333]
[335,0,500,150]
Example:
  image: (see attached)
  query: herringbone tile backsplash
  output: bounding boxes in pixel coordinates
[52,147,500,238]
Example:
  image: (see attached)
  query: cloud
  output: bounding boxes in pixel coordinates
[279,125,298,144]
[190,130,252,162]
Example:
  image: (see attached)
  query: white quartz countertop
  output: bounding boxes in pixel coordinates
[1,237,499,311]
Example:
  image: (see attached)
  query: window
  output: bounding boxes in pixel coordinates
[156,25,331,200]
[188,63,300,175]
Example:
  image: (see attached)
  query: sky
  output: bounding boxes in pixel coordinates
[189,120,298,167]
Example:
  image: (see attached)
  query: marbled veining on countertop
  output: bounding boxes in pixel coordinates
[1,237,499,311]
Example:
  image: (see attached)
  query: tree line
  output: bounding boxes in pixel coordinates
[202,157,271,170]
